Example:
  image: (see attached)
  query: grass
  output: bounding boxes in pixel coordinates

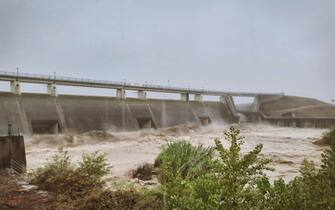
[154,141,214,183]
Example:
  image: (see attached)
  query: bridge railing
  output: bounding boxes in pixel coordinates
[0,70,284,96]
[0,70,207,92]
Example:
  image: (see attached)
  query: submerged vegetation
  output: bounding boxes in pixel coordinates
[30,127,335,209]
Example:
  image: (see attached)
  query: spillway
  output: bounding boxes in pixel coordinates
[0,92,234,135]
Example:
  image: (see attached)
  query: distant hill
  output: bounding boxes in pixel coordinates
[259,95,335,118]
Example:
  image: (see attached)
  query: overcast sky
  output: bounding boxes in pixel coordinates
[0,0,334,102]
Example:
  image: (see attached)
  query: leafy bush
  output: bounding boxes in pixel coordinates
[131,163,155,181]
[265,143,335,210]
[314,128,335,145]
[160,127,273,210]
[324,128,335,141]
[77,189,140,210]
[134,189,164,210]
[210,127,273,209]
[77,188,163,210]
[30,151,110,200]
[154,141,214,183]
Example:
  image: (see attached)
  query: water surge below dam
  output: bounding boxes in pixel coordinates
[26,124,326,182]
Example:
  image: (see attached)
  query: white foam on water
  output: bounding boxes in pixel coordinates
[25,123,327,182]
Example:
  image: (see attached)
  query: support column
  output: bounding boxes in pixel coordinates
[47,83,57,96]
[180,93,189,102]
[137,90,147,100]
[116,88,125,99]
[253,95,261,112]
[194,94,203,101]
[220,95,238,121]
[10,80,21,95]
[220,95,225,103]
[291,112,297,127]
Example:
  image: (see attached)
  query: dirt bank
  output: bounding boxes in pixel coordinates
[0,171,54,210]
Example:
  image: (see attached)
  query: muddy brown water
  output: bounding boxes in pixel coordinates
[25,124,326,182]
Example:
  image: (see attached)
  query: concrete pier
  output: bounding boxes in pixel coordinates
[221,95,238,118]
[10,81,21,95]
[116,88,125,99]
[137,90,147,100]
[47,83,57,96]
[194,94,203,101]
[181,93,189,102]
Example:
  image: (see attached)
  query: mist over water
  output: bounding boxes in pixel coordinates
[26,123,326,182]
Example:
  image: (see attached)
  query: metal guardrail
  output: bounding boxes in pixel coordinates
[0,70,284,97]
[10,159,26,175]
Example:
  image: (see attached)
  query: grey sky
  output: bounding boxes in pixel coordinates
[0,0,334,102]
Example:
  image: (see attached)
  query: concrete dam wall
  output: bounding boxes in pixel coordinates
[0,92,235,135]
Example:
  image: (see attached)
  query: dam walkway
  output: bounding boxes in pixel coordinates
[0,70,283,101]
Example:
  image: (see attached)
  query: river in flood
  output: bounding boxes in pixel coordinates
[25,123,327,182]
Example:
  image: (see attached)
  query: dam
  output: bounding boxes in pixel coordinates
[0,70,334,135]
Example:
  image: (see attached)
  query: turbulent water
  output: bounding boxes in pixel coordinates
[25,124,327,182]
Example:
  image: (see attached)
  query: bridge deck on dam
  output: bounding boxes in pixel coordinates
[0,70,283,97]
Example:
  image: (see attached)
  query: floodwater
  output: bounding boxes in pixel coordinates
[25,123,327,182]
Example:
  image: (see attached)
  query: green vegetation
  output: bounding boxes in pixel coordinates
[314,128,335,145]
[30,151,111,208]
[154,141,214,184]
[131,163,155,181]
[262,144,335,210]
[159,127,273,210]
[30,127,335,209]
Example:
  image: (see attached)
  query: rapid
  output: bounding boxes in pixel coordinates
[25,123,327,182]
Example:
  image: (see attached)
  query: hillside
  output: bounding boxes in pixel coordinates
[259,95,335,118]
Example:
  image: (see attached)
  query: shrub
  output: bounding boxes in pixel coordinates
[154,141,214,183]
[77,189,140,210]
[134,189,164,210]
[30,151,110,200]
[210,127,273,209]
[265,141,335,209]
[30,151,73,192]
[131,163,155,181]
[77,188,164,210]
[314,128,335,145]
[160,127,273,210]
